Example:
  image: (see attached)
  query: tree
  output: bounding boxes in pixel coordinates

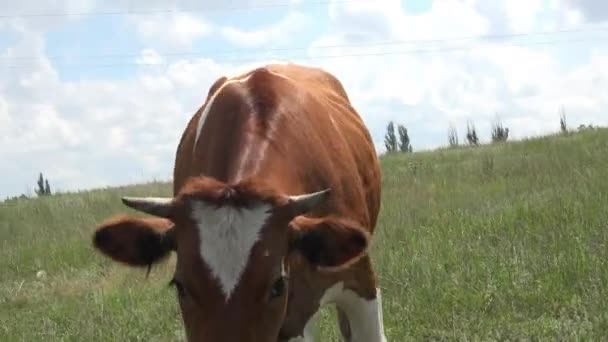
[491,118,509,143]
[384,121,398,153]
[559,106,568,134]
[397,124,412,153]
[35,172,52,197]
[35,173,44,196]
[447,124,459,147]
[45,179,51,195]
[466,121,479,146]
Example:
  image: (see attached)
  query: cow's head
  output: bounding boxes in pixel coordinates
[92,176,370,341]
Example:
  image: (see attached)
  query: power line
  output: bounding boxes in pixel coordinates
[2,35,605,70]
[2,25,607,62]
[0,0,368,19]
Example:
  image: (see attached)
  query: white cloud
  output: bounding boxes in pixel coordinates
[514,51,608,123]
[2,0,608,199]
[107,126,127,148]
[123,0,285,10]
[0,97,9,126]
[502,0,547,32]
[130,12,212,48]
[136,48,164,65]
[166,58,225,89]
[0,22,239,197]
[123,0,307,49]
[477,45,559,97]
[328,0,489,42]
[311,0,608,149]
[0,0,101,32]
[0,0,99,14]
[474,0,590,33]
[220,11,308,47]
[564,0,608,22]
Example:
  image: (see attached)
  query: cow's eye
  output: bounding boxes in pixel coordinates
[270,276,287,299]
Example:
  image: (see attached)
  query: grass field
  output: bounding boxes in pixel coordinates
[2,128,608,341]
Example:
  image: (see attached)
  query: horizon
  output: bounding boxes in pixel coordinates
[1,0,607,199]
[4,126,603,200]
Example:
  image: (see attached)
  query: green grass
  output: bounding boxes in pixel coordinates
[2,129,608,341]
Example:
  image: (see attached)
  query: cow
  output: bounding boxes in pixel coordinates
[92,63,387,342]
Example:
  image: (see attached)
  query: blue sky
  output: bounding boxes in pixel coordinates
[1,0,607,199]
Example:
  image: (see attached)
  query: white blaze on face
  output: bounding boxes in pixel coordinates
[191,201,272,299]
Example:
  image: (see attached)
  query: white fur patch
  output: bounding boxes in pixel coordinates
[286,314,316,342]
[318,282,387,342]
[191,201,272,299]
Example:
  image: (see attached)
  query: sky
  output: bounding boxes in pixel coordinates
[0,0,607,199]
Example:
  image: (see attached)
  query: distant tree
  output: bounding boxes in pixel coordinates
[578,123,595,131]
[4,194,29,203]
[397,124,413,153]
[559,106,568,134]
[491,118,509,143]
[466,121,480,146]
[45,179,51,195]
[35,172,52,196]
[35,173,44,196]
[384,121,398,153]
[448,124,459,147]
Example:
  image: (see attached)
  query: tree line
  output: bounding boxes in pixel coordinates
[0,107,599,202]
[384,121,413,153]
[3,172,52,202]
[385,107,585,154]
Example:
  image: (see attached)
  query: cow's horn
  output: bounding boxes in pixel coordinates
[121,196,173,218]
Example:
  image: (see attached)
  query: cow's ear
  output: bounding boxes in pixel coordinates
[93,215,176,267]
[288,216,370,271]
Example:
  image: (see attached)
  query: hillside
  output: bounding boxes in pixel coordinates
[1,128,607,340]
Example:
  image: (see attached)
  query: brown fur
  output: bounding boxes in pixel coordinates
[93,63,382,341]
[93,215,175,266]
[288,215,371,271]
[175,175,289,210]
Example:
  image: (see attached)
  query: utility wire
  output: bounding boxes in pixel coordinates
[1,35,605,70]
[0,0,369,19]
[1,25,607,62]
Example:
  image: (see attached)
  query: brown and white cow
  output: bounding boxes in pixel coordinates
[92,63,386,342]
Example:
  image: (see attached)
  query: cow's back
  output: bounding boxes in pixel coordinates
[265,63,381,230]
[173,63,381,232]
